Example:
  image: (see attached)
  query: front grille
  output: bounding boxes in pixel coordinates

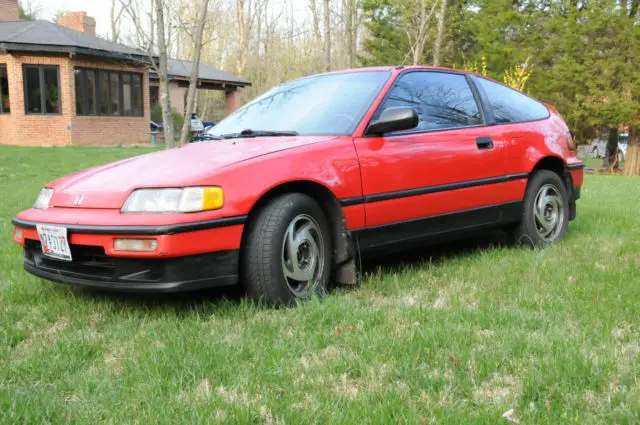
[24,240,162,282]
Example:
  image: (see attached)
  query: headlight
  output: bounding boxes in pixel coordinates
[34,188,54,210]
[121,187,224,213]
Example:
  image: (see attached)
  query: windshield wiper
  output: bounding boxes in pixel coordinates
[197,134,224,141]
[220,129,299,139]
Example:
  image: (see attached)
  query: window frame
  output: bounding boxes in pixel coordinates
[0,64,9,114]
[22,64,61,115]
[469,74,550,125]
[74,67,144,117]
[365,69,487,138]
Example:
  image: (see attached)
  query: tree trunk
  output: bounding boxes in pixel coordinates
[179,0,210,146]
[154,0,175,148]
[310,0,321,41]
[149,0,155,50]
[623,126,640,176]
[236,0,248,75]
[323,0,331,71]
[352,3,360,67]
[604,128,619,169]
[433,0,448,66]
[344,0,354,68]
[410,0,438,66]
[110,0,121,43]
[629,0,638,17]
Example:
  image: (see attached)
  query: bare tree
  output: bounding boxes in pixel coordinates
[110,0,125,43]
[179,0,211,146]
[155,0,175,147]
[323,0,331,71]
[342,0,360,68]
[432,0,447,66]
[309,0,321,41]
[149,0,155,51]
[407,0,439,65]
[236,0,251,75]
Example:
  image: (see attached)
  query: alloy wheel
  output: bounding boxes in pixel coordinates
[281,214,325,297]
[533,184,564,242]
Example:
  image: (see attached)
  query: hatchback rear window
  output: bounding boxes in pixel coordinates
[475,77,549,124]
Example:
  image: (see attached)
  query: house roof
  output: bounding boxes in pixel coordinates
[152,59,251,87]
[0,20,148,62]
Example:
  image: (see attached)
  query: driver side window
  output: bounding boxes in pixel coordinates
[375,71,483,133]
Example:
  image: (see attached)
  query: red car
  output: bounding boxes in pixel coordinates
[12,66,584,305]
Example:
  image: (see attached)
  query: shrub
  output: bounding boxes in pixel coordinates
[151,103,185,134]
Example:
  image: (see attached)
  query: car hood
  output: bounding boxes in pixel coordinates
[48,136,334,209]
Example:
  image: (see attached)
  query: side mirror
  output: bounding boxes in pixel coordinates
[366,107,419,136]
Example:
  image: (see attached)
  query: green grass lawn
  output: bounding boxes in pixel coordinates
[1,146,638,425]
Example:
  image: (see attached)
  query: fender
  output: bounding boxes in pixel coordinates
[212,136,366,230]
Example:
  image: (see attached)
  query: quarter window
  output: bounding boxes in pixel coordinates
[375,71,482,132]
[475,77,549,124]
[75,67,144,117]
[23,65,60,114]
[0,64,9,114]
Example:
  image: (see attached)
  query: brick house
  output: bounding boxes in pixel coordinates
[150,59,250,118]
[0,1,249,146]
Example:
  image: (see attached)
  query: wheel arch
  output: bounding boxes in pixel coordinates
[530,155,566,176]
[528,155,575,218]
[243,180,356,284]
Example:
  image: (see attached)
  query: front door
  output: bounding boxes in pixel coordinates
[353,71,522,250]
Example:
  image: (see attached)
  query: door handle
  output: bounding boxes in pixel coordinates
[476,137,494,150]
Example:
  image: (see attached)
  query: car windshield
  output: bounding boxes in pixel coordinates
[207,71,390,137]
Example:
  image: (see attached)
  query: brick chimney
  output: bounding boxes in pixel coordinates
[0,0,19,21]
[56,11,96,36]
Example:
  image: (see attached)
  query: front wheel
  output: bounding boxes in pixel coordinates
[241,193,332,306]
[508,170,570,248]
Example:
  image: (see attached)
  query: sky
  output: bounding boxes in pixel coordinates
[29,0,311,42]
[28,0,114,37]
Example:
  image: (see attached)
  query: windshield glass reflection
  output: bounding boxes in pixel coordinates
[208,71,390,137]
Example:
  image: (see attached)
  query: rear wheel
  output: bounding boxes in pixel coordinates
[242,193,332,306]
[509,170,569,248]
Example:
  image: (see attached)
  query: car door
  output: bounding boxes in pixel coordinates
[352,70,522,250]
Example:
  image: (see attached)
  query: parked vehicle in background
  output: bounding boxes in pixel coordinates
[12,66,584,306]
[590,132,628,162]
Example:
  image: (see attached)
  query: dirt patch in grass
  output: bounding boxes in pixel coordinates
[473,374,522,406]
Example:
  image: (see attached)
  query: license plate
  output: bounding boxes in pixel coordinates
[36,224,73,262]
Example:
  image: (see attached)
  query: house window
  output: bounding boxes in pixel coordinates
[75,67,144,117]
[150,85,159,107]
[0,64,9,114]
[23,65,60,114]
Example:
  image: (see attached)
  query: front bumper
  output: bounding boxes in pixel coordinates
[23,239,240,292]
[12,213,246,292]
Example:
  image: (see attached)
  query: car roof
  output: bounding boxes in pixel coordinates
[313,65,507,85]
[316,65,470,75]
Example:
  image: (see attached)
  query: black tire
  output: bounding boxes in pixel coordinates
[508,170,570,248]
[241,193,332,306]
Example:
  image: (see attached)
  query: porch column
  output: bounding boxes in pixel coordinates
[224,88,241,116]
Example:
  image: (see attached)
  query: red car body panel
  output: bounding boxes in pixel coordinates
[12,65,584,292]
[47,136,337,210]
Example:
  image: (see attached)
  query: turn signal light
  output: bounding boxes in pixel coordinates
[202,187,224,211]
[14,228,23,242]
[114,239,158,252]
